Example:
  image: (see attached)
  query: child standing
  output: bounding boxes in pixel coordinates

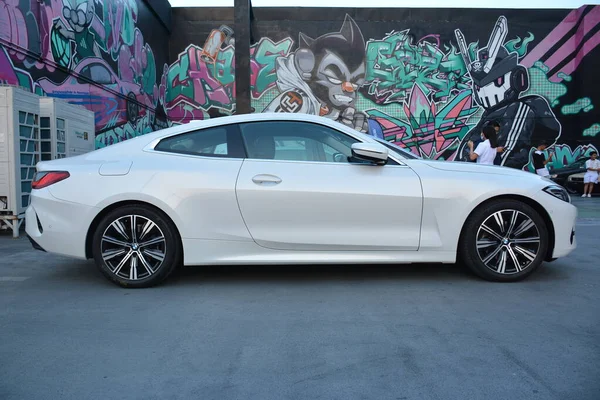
[532,141,554,177]
[583,151,600,197]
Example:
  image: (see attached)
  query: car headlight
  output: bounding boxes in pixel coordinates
[543,185,571,203]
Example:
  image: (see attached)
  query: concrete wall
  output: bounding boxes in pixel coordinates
[0,0,171,146]
[166,6,600,171]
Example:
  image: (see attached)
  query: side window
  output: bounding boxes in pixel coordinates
[239,121,359,163]
[154,125,243,158]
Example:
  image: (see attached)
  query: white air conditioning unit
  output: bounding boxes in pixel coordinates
[0,86,41,237]
[39,97,95,160]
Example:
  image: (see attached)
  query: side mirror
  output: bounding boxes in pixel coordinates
[351,142,388,165]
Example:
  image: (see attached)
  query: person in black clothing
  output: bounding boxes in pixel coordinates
[532,141,553,177]
[491,121,503,165]
[454,17,562,169]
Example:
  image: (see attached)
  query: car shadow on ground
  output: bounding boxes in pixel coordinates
[45,259,571,289]
[169,261,569,285]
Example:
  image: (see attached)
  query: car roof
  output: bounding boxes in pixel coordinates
[153,113,379,144]
[87,113,380,159]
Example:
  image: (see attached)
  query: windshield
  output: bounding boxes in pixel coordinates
[374,138,420,159]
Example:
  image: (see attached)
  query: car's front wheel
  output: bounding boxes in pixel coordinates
[459,199,549,282]
[92,205,181,288]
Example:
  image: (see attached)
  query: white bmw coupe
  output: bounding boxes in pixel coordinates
[26,113,577,288]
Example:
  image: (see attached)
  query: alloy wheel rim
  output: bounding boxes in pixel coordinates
[101,215,166,281]
[476,209,541,275]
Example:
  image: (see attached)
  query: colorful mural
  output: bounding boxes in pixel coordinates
[1,2,599,172]
[0,0,166,147]
[250,11,600,168]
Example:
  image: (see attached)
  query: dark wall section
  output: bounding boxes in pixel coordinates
[0,0,171,147]
[143,0,172,31]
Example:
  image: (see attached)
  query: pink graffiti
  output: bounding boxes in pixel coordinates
[417,34,441,47]
[0,44,35,89]
[0,0,28,59]
[159,63,167,102]
[1,0,69,71]
[107,1,124,54]
[167,104,208,123]
[369,86,475,160]
[249,38,294,98]
[187,49,230,106]
[0,44,20,84]
[118,28,157,103]
[161,45,234,124]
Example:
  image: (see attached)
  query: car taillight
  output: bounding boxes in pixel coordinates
[32,171,70,189]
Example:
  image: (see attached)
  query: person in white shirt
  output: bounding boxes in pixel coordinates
[468,126,500,165]
[583,151,600,197]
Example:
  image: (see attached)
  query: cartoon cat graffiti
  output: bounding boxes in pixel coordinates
[264,14,369,132]
[454,16,562,169]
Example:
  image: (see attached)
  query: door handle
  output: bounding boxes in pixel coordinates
[252,174,282,186]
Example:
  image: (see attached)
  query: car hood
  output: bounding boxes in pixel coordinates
[416,159,547,180]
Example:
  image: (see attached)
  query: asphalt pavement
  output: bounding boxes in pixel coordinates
[0,198,599,400]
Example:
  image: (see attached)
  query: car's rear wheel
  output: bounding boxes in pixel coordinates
[92,205,181,288]
[459,200,549,282]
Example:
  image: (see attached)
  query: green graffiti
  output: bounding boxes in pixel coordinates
[525,144,599,171]
[214,47,235,85]
[583,123,600,137]
[15,71,33,92]
[534,61,550,73]
[561,97,594,115]
[50,23,72,68]
[165,52,193,104]
[95,114,156,149]
[505,33,535,58]
[252,38,294,95]
[467,41,479,64]
[557,72,572,82]
[365,86,478,159]
[524,61,568,107]
[140,49,157,99]
[121,0,138,47]
[365,31,469,103]
[161,45,235,122]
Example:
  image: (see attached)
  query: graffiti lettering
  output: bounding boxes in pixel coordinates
[251,37,294,98]
[161,44,234,124]
[95,113,155,148]
[214,47,235,85]
[525,144,599,171]
[364,30,470,104]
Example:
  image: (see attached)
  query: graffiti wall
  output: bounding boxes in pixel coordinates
[0,0,170,148]
[2,3,600,172]
[241,7,600,170]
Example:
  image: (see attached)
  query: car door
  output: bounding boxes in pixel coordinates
[234,120,423,252]
[149,123,251,242]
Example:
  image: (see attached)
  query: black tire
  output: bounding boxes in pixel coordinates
[459,199,549,282]
[92,205,181,288]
